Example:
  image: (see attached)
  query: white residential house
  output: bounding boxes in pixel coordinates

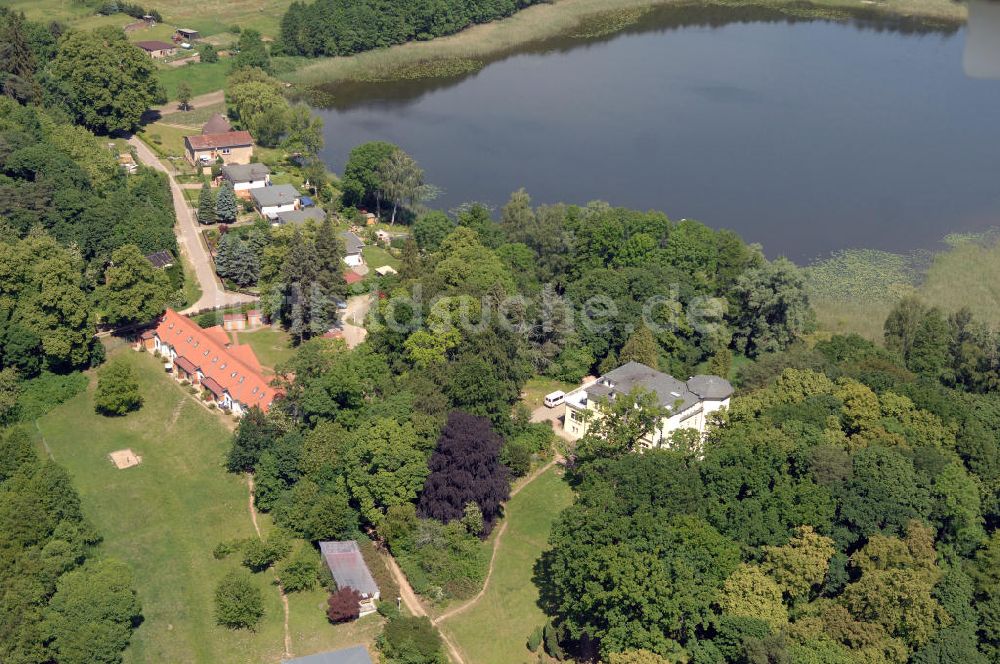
[251,184,301,219]
[221,163,271,195]
[340,231,365,267]
[563,361,733,449]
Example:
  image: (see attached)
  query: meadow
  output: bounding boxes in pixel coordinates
[13,0,292,38]
[441,466,573,664]
[36,349,378,663]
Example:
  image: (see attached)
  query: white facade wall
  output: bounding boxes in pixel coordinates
[261,202,297,218]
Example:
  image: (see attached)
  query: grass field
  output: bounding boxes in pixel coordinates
[139,121,190,160]
[287,0,965,87]
[162,102,229,127]
[362,246,401,271]
[231,327,297,373]
[159,61,232,100]
[442,466,573,664]
[13,0,291,38]
[520,376,579,411]
[36,349,377,663]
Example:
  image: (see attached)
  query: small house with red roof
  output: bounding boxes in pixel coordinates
[139,309,278,415]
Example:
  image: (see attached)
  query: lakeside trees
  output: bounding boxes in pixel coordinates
[277,0,546,58]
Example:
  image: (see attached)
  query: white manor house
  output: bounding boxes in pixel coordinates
[562,361,733,448]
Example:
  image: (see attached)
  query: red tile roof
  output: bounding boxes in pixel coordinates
[344,270,363,285]
[223,313,246,321]
[153,309,277,411]
[185,131,254,151]
[202,325,231,347]
[174,356,198,374]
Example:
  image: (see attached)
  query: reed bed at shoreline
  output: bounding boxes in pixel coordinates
[285,0,965,86]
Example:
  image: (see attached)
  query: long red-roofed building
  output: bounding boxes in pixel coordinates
[138,309,278,414]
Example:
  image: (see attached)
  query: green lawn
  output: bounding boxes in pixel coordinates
[520,376,578,411]
[362,246,401,271]
[36,350,377,663]
[442,466,572,664]
[36,350,288,663]
[158,60,232,100]
[13,0,292,38]
[139,121,191,160]
[162,102,229,127]
[232,326,296,373]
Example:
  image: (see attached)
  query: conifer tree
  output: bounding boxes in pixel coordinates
[215,182,238,223]
[197,183,216,225]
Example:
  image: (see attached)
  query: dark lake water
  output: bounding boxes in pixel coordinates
[315,2,1000,262]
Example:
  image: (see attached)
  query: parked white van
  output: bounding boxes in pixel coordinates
[543,391,566,408]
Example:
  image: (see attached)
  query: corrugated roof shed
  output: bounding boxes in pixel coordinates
[318,541,379,598]
[282,645,373,664]
[145,250,174,268]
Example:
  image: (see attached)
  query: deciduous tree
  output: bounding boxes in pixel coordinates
[418,411,509,535]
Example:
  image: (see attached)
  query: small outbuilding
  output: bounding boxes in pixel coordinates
[145,250,175,269]
[175,28,200,40]
[135,40,176,58]
[318,541,380,617]
[282,645,373,664]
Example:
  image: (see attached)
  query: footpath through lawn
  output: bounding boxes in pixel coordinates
[442,465,573,664]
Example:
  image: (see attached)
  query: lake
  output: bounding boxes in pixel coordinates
[314,2,1000,262]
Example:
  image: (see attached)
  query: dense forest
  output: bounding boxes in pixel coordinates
[536,329,1000,661]
[276,0,546,57]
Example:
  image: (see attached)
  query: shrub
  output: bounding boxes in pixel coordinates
[526,625,544,652]
[327,587,362,623]
[379,616,444,664]
[278,546,319,592]
[215,570,263,629]
[213,540,242,559]
[94,359,143,416]
[242,529,292,572]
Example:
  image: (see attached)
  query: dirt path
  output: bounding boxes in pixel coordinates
[432,456,559,626]
[153,89,225,114]
[380,550,467,664]
[246,474,292,660]
[128,135,257,314]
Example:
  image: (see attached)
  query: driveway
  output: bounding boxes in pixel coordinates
[531,404,576,442]
[128,136,257,314]
[340,294,372,349]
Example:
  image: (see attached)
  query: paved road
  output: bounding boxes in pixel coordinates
[128,136,256,314]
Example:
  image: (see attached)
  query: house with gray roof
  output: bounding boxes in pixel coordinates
[221,163,270,194]
[319,541,380,616]
[274,208,326,226]
[251,184,301,219]
[340,231,364,267]
[563,361,732,449]
[283,645,373,664]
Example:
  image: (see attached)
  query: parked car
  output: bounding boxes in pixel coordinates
[544,391,566,408]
